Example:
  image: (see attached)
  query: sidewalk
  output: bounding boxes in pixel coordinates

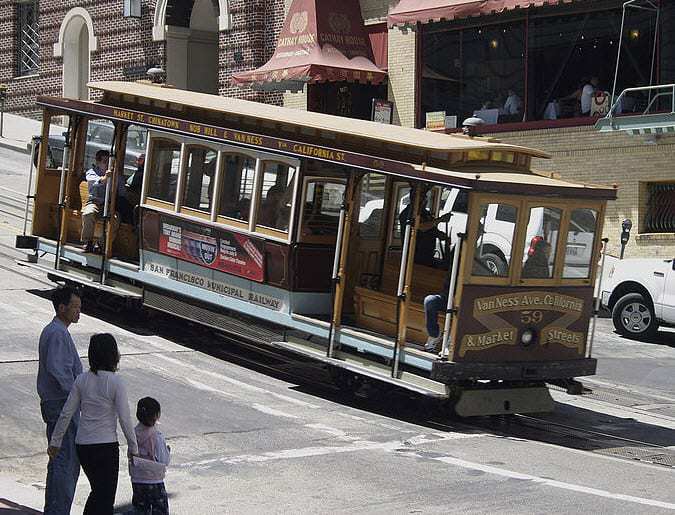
[0,477,43,514]
[0,112,65,154]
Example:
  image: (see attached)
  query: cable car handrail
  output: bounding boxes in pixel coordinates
[606,84,675,125]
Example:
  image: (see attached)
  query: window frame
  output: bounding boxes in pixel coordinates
[463,192,604,286]
[16,0,40,77]
[178,143,219,218]
[141,131,300,244]
[297,176,348,245]
[252,159,299,240]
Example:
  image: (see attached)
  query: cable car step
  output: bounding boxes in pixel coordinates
[272,335,449,398]
[454,387,554,417]
[16,260,142,299]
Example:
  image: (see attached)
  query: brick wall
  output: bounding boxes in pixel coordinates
[0,1,162,119]
[0,0,286,118]
[490,126,675,259]
[387,26,416,128]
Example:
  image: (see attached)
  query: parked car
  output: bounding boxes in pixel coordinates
[36,120,146,177]
[600,256,675,339]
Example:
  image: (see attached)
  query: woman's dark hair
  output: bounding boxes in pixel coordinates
[136,397,161,427]
[88,333,120,374]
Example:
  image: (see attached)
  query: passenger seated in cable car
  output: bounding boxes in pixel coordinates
[399,203,452,267]
[81,150,124,253]
[423,274,450,353]
[259,185,290,230]
[522,236,552,279]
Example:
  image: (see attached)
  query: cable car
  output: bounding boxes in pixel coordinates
[16,81,616,416]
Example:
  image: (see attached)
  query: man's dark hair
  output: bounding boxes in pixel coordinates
[88,333,120,374]
[51,286,80,313]
[95,149,110,162]
[136,397,161,427]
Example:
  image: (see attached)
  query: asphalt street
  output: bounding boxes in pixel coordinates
[0,145,674,514]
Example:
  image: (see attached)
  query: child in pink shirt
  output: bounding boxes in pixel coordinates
[129,397,171,514]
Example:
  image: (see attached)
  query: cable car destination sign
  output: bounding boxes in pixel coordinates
[36,96,418,177]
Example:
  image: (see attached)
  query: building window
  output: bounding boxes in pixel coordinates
[16,1,40,76]
[644,183,675,233]
[421,4,657,127]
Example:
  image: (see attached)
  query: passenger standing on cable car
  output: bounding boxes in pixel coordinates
[398,203,452,267]
[81,150,124,253]
[38,286,83,514]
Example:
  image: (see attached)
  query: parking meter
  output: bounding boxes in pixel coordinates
[0,83,7,138]
[620,219,632,259]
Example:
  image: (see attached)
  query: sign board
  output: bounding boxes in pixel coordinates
[371,99,393,124]
[144,212,265,282]
[425,111,446,130]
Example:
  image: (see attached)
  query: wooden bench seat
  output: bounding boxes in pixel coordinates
[353,258,448,345]
[63,181,138,258]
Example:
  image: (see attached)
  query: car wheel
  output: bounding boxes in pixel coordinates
[480,252,508,276]
[611,293,658,339]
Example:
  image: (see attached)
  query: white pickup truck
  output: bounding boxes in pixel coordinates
[600,256,675,339]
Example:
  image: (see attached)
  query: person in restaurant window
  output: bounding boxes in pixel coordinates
[567,77,599,116]
[503,89,522,115]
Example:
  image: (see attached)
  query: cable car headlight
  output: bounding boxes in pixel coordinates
[520,329,536,347]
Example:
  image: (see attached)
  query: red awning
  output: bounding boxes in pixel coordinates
[232,0,386,91]
[389,0,582,27]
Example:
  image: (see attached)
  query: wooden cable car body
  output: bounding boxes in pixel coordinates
[19,81,616,416]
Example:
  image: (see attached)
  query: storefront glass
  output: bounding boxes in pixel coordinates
[421,3,658,127]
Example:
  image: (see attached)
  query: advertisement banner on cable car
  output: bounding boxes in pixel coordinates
[142,211,265,282]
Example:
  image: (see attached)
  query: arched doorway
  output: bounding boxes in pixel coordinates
[54,8,98,100]
[155,0,221,93]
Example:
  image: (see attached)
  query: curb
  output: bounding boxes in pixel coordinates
[0,138,31,154]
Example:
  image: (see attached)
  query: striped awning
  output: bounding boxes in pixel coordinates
[388,0,586,27]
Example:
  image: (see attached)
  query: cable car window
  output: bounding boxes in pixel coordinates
[182,146,217,212]
[496,204,517,223]
[256,162,295,233]
[218,154,256,222]
[521,207,561,279]
[147,138,181,204]
[358,173,386,240]
[300,179,346,239]
[472,202,517,277]
[563,208,598,279]
[392,185,411,242]
[82,119,115,174]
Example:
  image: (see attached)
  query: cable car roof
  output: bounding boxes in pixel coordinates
[411,163,617,199]
[87,80,550,159]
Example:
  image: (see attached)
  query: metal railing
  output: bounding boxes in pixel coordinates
[605,84,675,125]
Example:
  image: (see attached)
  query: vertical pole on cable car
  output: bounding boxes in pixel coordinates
[54,117,73,271]
[392,184,422,378]
[327,174,358,358]
[588,237,609,358]
[440,232,464,360]
[23,136,39,236]
[100,124,122,284]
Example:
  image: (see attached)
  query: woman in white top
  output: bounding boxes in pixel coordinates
[48,333,138,515]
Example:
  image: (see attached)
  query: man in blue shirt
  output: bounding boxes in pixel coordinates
[81,150,124,253]
[38,286,83,514]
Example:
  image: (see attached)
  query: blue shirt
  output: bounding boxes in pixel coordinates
[86,164,126,205]
[37,318,83,402]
